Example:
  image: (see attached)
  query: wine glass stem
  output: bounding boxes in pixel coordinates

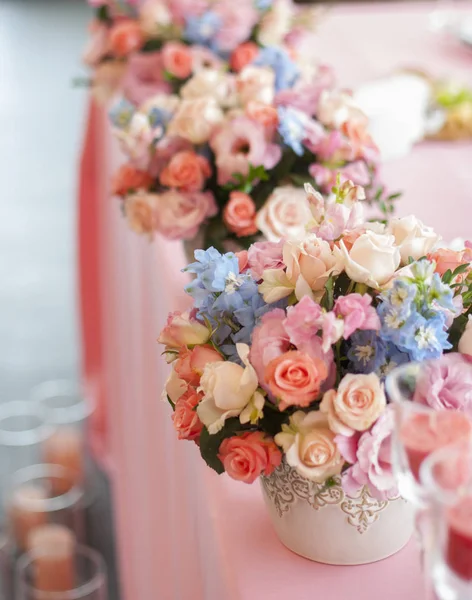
[415,508,438,600]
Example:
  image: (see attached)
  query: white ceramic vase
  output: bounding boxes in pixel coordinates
[261,461,414,565]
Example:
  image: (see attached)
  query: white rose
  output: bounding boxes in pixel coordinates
[197,344,259,434]
[283,236,343,301]
[388,215,441,264]
[236,66,275,107]
[167,97,224,144]
[139,0,173,37]
[256,186,312,242]
[334,231,401,289]
[257,0,293,47]
[163,370,187,404]
[317,89,366,128]
[181,69,237,108]
[275,411,344,483]
[459,316,472,357]
[115,112,153,167]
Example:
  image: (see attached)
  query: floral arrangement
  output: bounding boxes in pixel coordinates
[83,0,394,247]
[158,179,472,498]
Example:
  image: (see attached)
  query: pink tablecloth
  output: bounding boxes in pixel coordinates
[78,3,472,599]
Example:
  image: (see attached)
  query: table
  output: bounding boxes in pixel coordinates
[78,3,472,599]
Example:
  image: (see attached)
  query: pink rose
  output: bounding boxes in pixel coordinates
[250,309,290,385]
[339,407,398,500]
[122,52,171,105]
[159,150,211,192]
[155,190,217,240]
[210,117,281,185]
[168,0,208,24]
[275,67,336,116]
[247,240,284,280]
[334,294,380,339]
[112,163,154,197]
[218,432,282,484]
[213,0,258,52]
[275,411,344,483]
[175,345,224,386]
[265,350,329,410]
[255,186,312,242]
[172,386,204,441]
[223,192,258,238]
[236,251,249,273]
[230,42,259,73]
[413,353,472,413]
[123,191,158,238]
[158,311,210,348]
[162,42,193,79]
[320,373,386,437]
[245,101,279,132]
[109,20,144,57]
[236,66,275,107]
[168,97,224,144]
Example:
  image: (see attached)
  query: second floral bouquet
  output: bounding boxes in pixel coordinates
[159,179,472,500]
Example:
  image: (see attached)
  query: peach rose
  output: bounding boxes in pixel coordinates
[245,101,279,129]
[264,350,328,410]
[181,69,237,107]
[167,97,224,144]
[429,248,471,278]
[123,192,158,238]
[164,369,187,404]
[158,311,211,349]
[283,236,343,301]
[256,186,313,242]
[112,163,154,196]
[230,42,259,73]
[218,432,282,483]
[154,189,217,240]
[109,20,144,57]
[320,373,386,437]
[275,411,344,483]
[172,386,204,441]
[174,345,224,386]
[162,42,193,79]
[159,151,211,192]
[236,65,275,107]
[91,61,127,104]
[223,192,258,237]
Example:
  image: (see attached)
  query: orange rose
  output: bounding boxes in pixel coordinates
[159,151,211,192]
[112,163,154,196]
[174,345,224,386]
[162,42,193,79]
[109,20,144,57]
[264,351,329,411]
[223,192,258,237]
[230,42,259,73]
[245,101,279,129]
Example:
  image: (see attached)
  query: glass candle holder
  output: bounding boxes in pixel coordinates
[5,464,85,553]
[0,402,54,522]
[421,439,472,600]
[16,544,107,600]
[31,381,95,493]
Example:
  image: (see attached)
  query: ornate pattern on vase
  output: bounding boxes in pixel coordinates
[262,461,398,534]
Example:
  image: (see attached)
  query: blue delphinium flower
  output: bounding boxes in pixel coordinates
[184,12,221,47]
[277,107,306,156]
[429,273,456,312]
[347,330,386,374]
[401,312,452,361]
[253,46,299,92]
[254,0,273,9]
[148,107,172,130]
[109,98,135,129]
[377,343,410,380]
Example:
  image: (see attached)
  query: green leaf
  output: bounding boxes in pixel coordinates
[199,419,245,475]
[166,395,175,410]
[97,5,111,22]
[442,269,453,284]
[141,38,163,53]
[452,263,470,277]
[321,274,335,311]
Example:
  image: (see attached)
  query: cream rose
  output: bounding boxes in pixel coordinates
[167,97,223,144]
[275,411,344,482]
[141,93,180,116]
[334,231,401,289]
[317,89,366,129]
[181,68,237,108]
[283,236,343,301]
[139,0,173,37]
[124,192,158,238]
[387,215,441,264]
[256,186,313,242]
[163,370,187,404]
[257,0,293,47]
[197,344,259,434]
[236,66,275,107]
[459,316,472,357]
[320,373,386,436]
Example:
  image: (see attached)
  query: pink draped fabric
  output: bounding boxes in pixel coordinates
[78,3,471,599]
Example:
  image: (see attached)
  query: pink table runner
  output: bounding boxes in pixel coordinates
[78,3,472,599]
